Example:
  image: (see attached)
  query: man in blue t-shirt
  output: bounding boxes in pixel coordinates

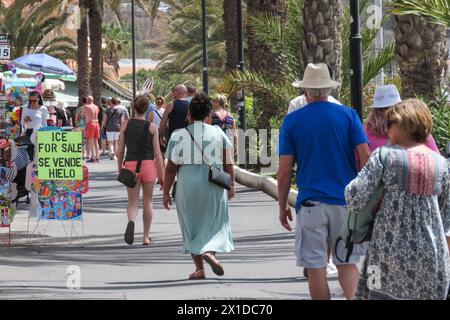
[278,63,371,300]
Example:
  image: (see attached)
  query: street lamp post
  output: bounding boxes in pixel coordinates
[349,0,364,121]
[201,0,209,95]
[131,0,137,100]
[236,0,246,131]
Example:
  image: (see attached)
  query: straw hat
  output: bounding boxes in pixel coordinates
[43,89,55,101]
[292,63,341,88]
[372,85,402,108]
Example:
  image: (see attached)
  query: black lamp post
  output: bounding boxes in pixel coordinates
[131,0,137,100]
[349,0,364,121]
[236,0,246,131]
[201,0,209,95]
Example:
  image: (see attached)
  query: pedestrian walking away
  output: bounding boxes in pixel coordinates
[83,96,101,163]
[159,85,190,149]
[163,93,235,280]
[277,63,371,300]
[210,94,238,156]
[346,99,450,300]
[116,95,165,246]
[102,97,130,161]
[364,84,440,153]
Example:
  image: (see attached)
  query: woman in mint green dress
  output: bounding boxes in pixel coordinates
[163,93,235,280]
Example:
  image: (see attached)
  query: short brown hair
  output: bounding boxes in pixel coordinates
[111,97,119,105]
[385,99,432,143]
[133,95,149,115]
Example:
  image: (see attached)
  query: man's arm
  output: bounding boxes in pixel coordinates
[278,155,295,231]
[356,143,371,170]
[159,102,173,145]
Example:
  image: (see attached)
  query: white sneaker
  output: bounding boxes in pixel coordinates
[326,262,338,275]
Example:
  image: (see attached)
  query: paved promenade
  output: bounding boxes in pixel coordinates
[0,160,344,300]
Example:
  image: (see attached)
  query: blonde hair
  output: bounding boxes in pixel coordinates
[364,108,389,137]
[213,94,229,109]
[385,99,433,143]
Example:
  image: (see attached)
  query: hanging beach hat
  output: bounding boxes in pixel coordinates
[372,84,402,109]
[43,89,56,101]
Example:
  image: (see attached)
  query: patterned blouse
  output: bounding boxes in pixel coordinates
[345,146,450,300]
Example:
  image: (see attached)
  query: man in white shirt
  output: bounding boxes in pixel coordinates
[287,94,341,114]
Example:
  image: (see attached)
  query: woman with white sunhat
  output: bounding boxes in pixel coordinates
[364,84,439,153]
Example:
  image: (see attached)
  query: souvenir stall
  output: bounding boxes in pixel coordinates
[0,77,25,244]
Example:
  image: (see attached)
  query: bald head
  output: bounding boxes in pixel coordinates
[87,96,94,104]
[173,84,187,99]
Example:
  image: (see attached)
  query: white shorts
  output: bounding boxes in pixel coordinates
[106,132,120,141]
[295,201,367,269]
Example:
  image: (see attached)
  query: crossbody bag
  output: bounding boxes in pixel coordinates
[186,127,232,190]
[335,146,388,263]
[117,120,149,188]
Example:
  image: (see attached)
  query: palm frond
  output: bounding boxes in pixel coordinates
[223,70,297,105]
[389,0,450,27]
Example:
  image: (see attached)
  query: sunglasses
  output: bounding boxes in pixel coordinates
[30,99,38,103]
[387,119,398,129]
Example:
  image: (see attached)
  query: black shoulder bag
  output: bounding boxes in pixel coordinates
[117,121,150,188]
[186,128,232,190]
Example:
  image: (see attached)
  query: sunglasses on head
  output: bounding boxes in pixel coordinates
[387,119,397,129]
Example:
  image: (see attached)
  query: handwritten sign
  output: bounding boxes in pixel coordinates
[37,131,83,180]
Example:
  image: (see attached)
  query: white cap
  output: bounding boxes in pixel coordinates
[372,85,402,108]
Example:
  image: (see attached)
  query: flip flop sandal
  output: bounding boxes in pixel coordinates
[124,221,135,245]
[143,238,152,245]
[203,252,224,276]
[188,270,205,280]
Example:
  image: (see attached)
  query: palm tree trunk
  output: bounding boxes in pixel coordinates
[77,6,89,107]
[88,1,104,107]
[247,0,287,130]
[224,0,238,72]
[301,0,343,88]
[394,14,447,100]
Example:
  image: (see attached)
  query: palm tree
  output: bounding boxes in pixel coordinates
[302,0,343,87]
[246,0,288,130]
[222,0,395,114]
[0,0,76,60]
[389,0,449,100]
[86,0,104,107]
[159,0,226,76]
[103,23,131,77]
[393,14,447,99]
[224,0,238,72]
[77,5,89,106]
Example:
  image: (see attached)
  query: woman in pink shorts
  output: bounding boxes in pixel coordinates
[116,96,165,245]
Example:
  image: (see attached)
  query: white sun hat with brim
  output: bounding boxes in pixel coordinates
[372,84,402,108]
[292,63,341,88]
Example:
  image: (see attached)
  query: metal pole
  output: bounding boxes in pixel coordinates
[201,0,209,95]
[131,0,137,100]
[237,0,246,131]
[350,0,364,121]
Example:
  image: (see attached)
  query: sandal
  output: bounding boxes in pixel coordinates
[143,238,152,245]
[188,270,205,280]
[124,221,135,245]
[203,252,224,276]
